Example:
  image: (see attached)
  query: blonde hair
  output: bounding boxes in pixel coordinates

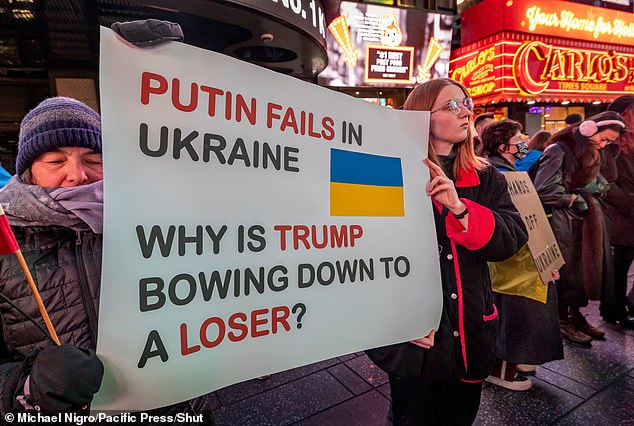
[403,78,487,178]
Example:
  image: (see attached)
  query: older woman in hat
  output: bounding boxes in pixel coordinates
[0,97,213,422]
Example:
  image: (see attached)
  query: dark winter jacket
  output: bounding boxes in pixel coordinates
[533,141,611,304]
[0,178,213,423]
[487,155,517,173]
[602,145,634,247]
[515,150,542,172]
[366,157,527,382]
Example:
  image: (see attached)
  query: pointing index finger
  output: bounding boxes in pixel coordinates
[424,158,446,178]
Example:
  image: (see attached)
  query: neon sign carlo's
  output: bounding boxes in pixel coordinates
[451,47,495,83]
[512,40,633,95]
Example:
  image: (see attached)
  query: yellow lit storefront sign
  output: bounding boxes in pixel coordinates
[450,46,499,98]
[450,47,495,83]
[524,5,634,42]
[450,36,634,103]
[512,40,634,96]
[460,0,634,47]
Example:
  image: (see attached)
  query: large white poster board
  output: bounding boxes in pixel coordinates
[95,27,442,411]
[503,172,565,284]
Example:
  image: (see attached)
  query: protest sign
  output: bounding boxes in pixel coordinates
[95,27,442,411]
[503,172,565,284]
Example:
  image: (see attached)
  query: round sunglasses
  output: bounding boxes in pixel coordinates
[431,97,474,115]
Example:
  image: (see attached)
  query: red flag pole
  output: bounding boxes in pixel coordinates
[15,250,60,345]
[0,205,60,345]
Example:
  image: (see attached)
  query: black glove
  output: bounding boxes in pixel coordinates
[111,19,184,47]
[18,345,104,413]
[571,194,589,216]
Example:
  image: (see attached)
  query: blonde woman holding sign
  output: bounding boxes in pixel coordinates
[367,78,528,425]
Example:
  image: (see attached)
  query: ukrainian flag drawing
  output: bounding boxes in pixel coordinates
[330,148,404,216]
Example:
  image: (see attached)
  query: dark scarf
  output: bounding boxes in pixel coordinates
[0,176,103,233]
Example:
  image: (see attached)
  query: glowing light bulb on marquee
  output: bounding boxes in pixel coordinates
[416,37,444,83]
[328,15,359,67]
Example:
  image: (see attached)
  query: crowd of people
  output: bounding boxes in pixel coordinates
[369,93,633,424]
[474,103,634,391]
[371,86,633,423]
[0,23,632,425]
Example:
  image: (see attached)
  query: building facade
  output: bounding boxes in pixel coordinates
[451,0,634,134]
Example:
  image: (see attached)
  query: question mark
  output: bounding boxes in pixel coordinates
[292,303,307,329]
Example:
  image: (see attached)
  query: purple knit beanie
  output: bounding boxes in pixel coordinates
[17,97,102,176]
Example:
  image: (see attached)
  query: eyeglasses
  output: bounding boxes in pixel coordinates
[431,97,474,115]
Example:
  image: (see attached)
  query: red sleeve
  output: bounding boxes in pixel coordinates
[445,198,495,250]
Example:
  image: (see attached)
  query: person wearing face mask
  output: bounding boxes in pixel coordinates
[481,119,563,391]
[515,130,551,172]
[0,97,214,423]
[482,119,529,172]
[366,79,527,425]
[533,111,626,345]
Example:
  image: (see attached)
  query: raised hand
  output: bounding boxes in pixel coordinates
[424,158,464,214]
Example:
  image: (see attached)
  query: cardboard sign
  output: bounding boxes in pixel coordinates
[95,27,443,411]
[503,172,565,284]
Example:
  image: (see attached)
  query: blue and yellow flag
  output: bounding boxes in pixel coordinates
[330,148,404,216]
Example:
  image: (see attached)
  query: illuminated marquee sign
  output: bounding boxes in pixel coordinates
[450,35,634,102]
[450,45,499,98]
[512,41,634,95]
[524,5,634,43]
[461,0,634,46]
